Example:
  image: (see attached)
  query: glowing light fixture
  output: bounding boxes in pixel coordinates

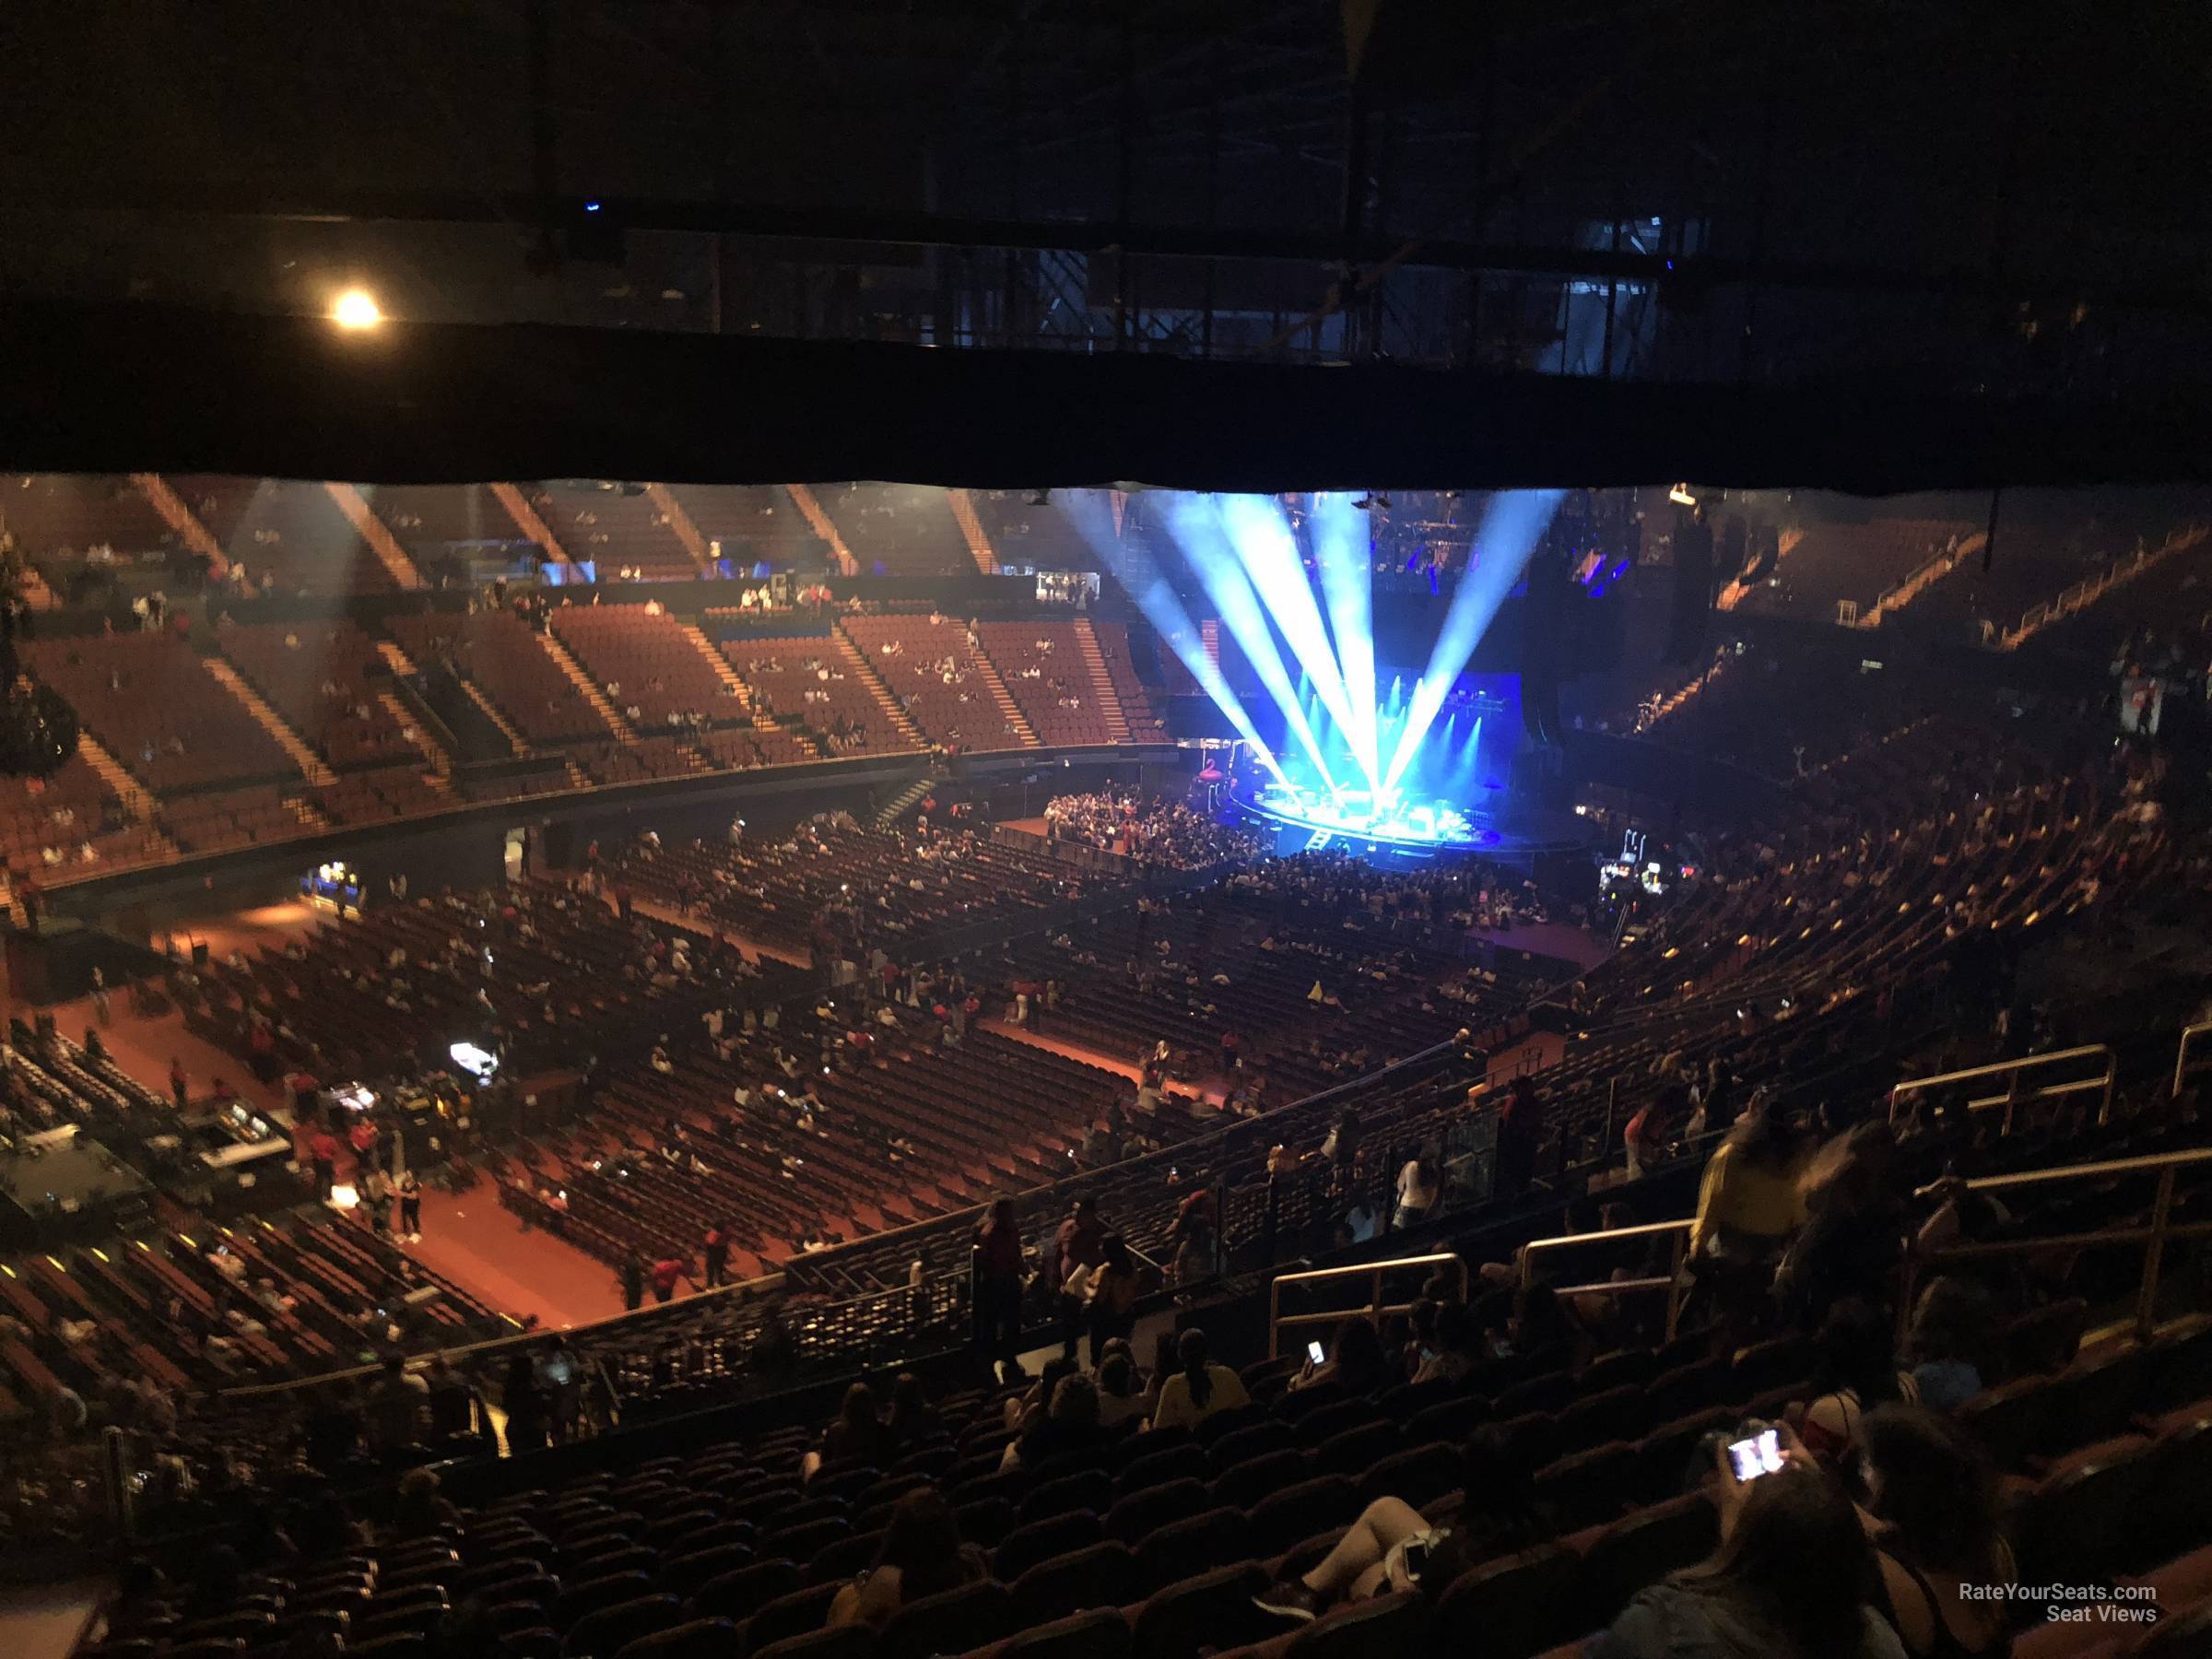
[331,288,384,330]
[1668,485,1697,507]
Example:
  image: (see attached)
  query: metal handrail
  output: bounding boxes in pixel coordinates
[2176,1021,2212,1096]
[1519,1146,2212,1350]
[1267,1251,1467,1359]
[1888,1043,2116,1131]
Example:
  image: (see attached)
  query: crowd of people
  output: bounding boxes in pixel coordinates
[1041,791,1263,868]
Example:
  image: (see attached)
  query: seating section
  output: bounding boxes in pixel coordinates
[532,482,700,581]
[389,609,613,747]
[359,484,512,563]
[976,623,1112,747]
[0,755,168,884]
[550,606,747,732]
[1091,623,1168,739]
[24,632,300,795]
[0,473,173,559]
[968,491,1099,570]
[168,476,393,594]
[669,486,833,568]
[1736,517,1974,618]
[841,616,1029,751]
[720,638,912,758]
[818,484,974,575]
[218,621,419,771]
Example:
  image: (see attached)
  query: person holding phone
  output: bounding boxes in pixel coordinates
[1583,1422,1906,1659]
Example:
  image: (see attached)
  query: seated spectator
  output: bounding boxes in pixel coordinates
[1412,1300,1484,1384]
[1149,1327,1250,1431]
[884,1371,942,1449]
[1789,1299,1912,1467]
[1003,1371,1106,1471]
[1588,1450,1906,1658]
[1901,1277,1996,1411]
[387,1466,462,1543]
[1859,1406,2015,1659]
[1077,1347,1131,1423]
[1293,1313,1392,1395]
[806,1382,890,1481]
[826,1487,987,1630]
[1253,1419,1550,1622]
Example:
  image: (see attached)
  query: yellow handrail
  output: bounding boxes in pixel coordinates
[1267,1251,1466,1359]
[1517,1218,1694,1342]
[2176,1021,2212,1097]
[1888,1043,2116,1132]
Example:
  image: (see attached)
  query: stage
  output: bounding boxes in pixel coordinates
[1228,780,1597,868]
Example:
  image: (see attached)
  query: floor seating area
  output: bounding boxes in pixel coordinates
[550,606,747,732]
[841,617,1029,751]
[532,484,699,582]
[24,632,300,795]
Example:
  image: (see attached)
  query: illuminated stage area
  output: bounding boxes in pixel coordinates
[1240,779,1500,853]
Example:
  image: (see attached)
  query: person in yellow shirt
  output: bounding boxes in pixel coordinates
[1687,1102,1808,1348]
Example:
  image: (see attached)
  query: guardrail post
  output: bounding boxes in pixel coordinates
[2136,1167,2176,1342]
[1663,1230,1687,1342]
[2100,1056,2116,1126]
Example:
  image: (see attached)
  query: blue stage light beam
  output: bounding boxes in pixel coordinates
[1166,494,1340,792]
[1217,495,1370,791]
[1057,490,1293,788]
[1382,488,1563,795]
[1311,491,1380,791]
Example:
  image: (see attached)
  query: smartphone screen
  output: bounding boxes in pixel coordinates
[1727,1429,1784,1480]
[1307,1340,1326,1365]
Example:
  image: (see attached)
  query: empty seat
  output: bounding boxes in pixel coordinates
[690,1559,801,1622]
[1127,1562,1275,1659]
[996,1607,1132,1659]
[877,1579,1016,1659]
[1247,1476,1358,1553]
[996,1512,1105,1583]
[1011,1541,1137,1628]
[1104,1479,1211,1546]
[562,1594,684,1659]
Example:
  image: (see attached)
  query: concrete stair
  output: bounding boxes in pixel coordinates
[287,795,333,832]
[564,758,590,791]
[377,690,452,782]
[492,483,571,567]
[324,483,424,589]
[539,629,632,739]
[969,647,1039,747]
[947,489,998,574]
[645,484,714,576]
[377,641,419,677]
[461,679,532,757]
[1072,618,1132,741]
[203,659,337,786]
[679,622,753,711]
[873,772,938,830]
[76,732,158,821]
[133,474,227,574]
[832,626,924,747]
[784,484,860,576]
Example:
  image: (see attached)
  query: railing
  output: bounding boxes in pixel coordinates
[2001,525,2209,649]
[2175,1021,2212,1097]
[1517,1147,2212,1351]
[1887,1043,2117,1132]
[1516,1217,1694,1343]
[1903,1147,2212,1343]
[1267,1251,1467,1359]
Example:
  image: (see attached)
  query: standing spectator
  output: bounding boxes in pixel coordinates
[1495,1076,1542,1199]
[397,1171,422,1242]
[972,1198,1026,1381]
[90,967,112,1026]
[500,1350,548,1454]
[618,1250,645,1312]
[1394,1146,1441,1230]
[308,1125,340,1203]
[1080,1235,1140,1368]
[1687,1103,1807,1347]
[362,1354,429,1462]
[169,1056,190,1111]
[703,1221,730,1288]
[1053,1197,1107,1358]
[650,1253,693,1304]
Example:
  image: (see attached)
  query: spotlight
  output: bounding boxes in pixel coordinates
[1668,485,1698,507]
[330,288,384,330]
[1351,493,1393,512]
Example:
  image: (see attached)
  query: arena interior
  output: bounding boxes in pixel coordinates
[2,6,2212,1659]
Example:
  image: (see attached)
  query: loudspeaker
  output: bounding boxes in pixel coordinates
[1665,509,1714,664]
[1520,548,1568,747]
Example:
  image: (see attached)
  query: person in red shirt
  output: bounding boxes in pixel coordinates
[348,1117,380,1166]
[308,1128,341,1201]
[650,1254,693,1302]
